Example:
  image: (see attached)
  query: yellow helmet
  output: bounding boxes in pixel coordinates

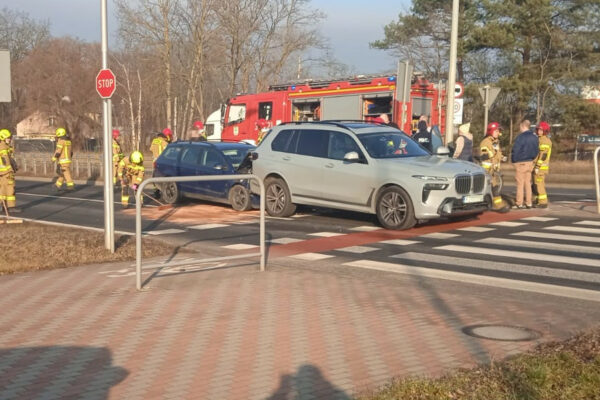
[55,127,67,137]
[130,151,143,164]
[0,129,11,140]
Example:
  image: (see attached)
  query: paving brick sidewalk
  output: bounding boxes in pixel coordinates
[2,247,600,400]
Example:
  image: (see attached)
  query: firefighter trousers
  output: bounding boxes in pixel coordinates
[533,171,548,205]
[0,172,16,208]
[55,164,74,188]
[488,170,507,210]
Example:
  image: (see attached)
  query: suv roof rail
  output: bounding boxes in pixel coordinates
[276,120,386,130]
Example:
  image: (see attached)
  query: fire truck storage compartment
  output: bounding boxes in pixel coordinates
[292,98,321,121]
[362,93,393,118]
[321,95,361,120]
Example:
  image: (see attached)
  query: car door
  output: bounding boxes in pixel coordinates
[285,129,327,199]
[196,148,231,198]
[319,131,374,206]
[177,146,206,194]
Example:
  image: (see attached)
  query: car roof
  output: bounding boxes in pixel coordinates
[274,120,405,135]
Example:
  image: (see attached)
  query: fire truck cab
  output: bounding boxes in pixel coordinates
[221,74,447,144]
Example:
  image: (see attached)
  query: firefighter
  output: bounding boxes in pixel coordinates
[118,151,145,208]
[112,129,124,185]
[256,119,269,144]
[192,121,207,141]
[533,121,552,208]
[480,122,509,212]
[52,127,75,191]
[0,129,19,213]
[150,128,172,161]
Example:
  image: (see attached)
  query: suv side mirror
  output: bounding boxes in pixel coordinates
[343,151,360,162]
[435,146,450,156]
[214,164,227,171]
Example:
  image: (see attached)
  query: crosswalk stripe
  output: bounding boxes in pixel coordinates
[574,220,600,227]
[379,239,420,246]
[188,223,229,230]
[143,229,186,235]
[490,221,528,227]
[545,225,600,235]
[477,237,600,256]
[342,259,600,302]
[221,244,258,250]
[290,253,334,261]
[520,216,557,222]
[393,252,600,283]
[511,231,599,244]
[350,226,381,232]
[457,226,495,232]
[337,246,379,254]
[309,232,346,237]
[420,232,459,239]
[436,245,600,267]
[268,237,303,244]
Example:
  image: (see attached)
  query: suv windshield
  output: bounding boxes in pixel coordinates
[358,132,430,158]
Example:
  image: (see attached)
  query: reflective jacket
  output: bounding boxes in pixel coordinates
[534,135,552,171]
[118,157,145,185]
[53,138,73,165]
[150,135,169,161]
[112,139,124,163]
[479,136,502,171]
[0,141,13,174]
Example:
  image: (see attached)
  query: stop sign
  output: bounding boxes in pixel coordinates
[96,68,116,98]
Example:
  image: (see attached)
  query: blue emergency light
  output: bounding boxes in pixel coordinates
[388,76,396,82]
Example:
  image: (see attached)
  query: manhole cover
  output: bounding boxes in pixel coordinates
[462,324,542,342]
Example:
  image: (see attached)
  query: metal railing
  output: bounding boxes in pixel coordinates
[595,147,600,214]
[135,174,266,290]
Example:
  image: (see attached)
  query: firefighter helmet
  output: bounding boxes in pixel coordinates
[193,121,204,130]
[130,151,143,164]
[486,122,500,136]
[537,121,550,134]
[256,119,268,129]
[162,128,172,137]
[112,129,120,139]
[0,129,11,140]
[55,127,67,137]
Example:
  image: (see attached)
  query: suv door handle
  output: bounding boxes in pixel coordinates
[282,156,291,161]
[325,163,334,168]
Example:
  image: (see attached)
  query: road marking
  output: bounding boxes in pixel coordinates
[477,237,600,256]
[379,239,420,246]
[290,252,334,261]
[511,231,600,244]
[520,216,557,222]
[457,226,495,232]
[420,232,459,239]
[490,221,528,227]
[18,191,156,208]
[143,229,186,235]
[188,223,229,230]
[221,244,258,250]
[554,201,579,204]
[574,220,600,226]
[350,226,381,232]
[309,232,346,237]
[336,245,379,254]
[437,245,600,267]
[545,225,600,235]
[268,237,303,244]
[14,217,134,235]
[342,259,600,302]
[393,252,600,283]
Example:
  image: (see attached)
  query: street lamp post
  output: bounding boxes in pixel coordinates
[445,0,460,145]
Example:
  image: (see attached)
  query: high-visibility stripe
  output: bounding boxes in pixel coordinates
[493,196,503,204]
[538,194,547,200]
[6,195,15,201]
[288,84,395,97]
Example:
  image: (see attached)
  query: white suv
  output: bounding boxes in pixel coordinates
[251,121,491,230]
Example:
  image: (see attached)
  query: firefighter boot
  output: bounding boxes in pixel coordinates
[491,195,510,213]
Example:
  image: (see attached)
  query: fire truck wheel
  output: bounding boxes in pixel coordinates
[229,185,252,211]
[376,186,416,230]
[265,177,296,217]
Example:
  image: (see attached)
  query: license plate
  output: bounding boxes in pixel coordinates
[463,195,484,204]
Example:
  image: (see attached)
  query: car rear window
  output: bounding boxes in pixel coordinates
[271,129,294,152]
[296,130,328,158]
[161,146,182,160]
[222,148,252,168]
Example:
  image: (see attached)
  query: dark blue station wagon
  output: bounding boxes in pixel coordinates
[153,141,255,211]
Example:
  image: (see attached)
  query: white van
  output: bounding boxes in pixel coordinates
[205,109,222,141]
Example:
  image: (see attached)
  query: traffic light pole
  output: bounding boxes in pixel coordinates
[101,0,115,253]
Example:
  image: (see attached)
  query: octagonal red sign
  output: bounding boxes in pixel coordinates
[96,68,116,98]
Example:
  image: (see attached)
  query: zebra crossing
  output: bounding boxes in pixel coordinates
[282,216,600,302]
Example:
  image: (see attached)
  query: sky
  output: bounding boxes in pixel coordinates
[0,0,411,74]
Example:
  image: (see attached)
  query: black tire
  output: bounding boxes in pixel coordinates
[265,177,296,217]
[376,186,416,230]
[161,182,181,204]
[229,185,252,211]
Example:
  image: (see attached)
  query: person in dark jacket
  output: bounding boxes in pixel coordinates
[412,120,433,153]
[511,119,539,209]
[453,123,473,161]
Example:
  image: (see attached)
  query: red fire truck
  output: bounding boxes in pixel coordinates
[220,74,448,143]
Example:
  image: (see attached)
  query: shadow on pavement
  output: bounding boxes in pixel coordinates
[266,364,351,400]
[0,346,128,399]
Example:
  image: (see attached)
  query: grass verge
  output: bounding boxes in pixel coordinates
[360,326,600,400]
[1,222,176,275]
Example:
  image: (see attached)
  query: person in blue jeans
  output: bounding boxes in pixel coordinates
[511,120,539,209]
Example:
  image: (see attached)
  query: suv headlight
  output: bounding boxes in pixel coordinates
[412,175,448,182]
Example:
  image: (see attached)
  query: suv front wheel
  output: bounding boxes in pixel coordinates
[376,186,416,230]
[265,177,296,217]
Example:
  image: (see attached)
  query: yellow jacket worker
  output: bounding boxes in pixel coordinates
[479,122,508,212]
[112,129,124,185]
[533,121,552,208]
[0,129,19,212]
[150,128,172,161]
[52,127,74,191]
[118,151,145,207]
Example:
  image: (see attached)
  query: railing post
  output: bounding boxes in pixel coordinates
[594,146,600,214]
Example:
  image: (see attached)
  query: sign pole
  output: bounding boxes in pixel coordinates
[101,0,115,253]
[483,85,489,137]
[445,0,459,144]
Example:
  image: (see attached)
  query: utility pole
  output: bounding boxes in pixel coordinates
[445,0,459,145]
[101,0,115,253]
